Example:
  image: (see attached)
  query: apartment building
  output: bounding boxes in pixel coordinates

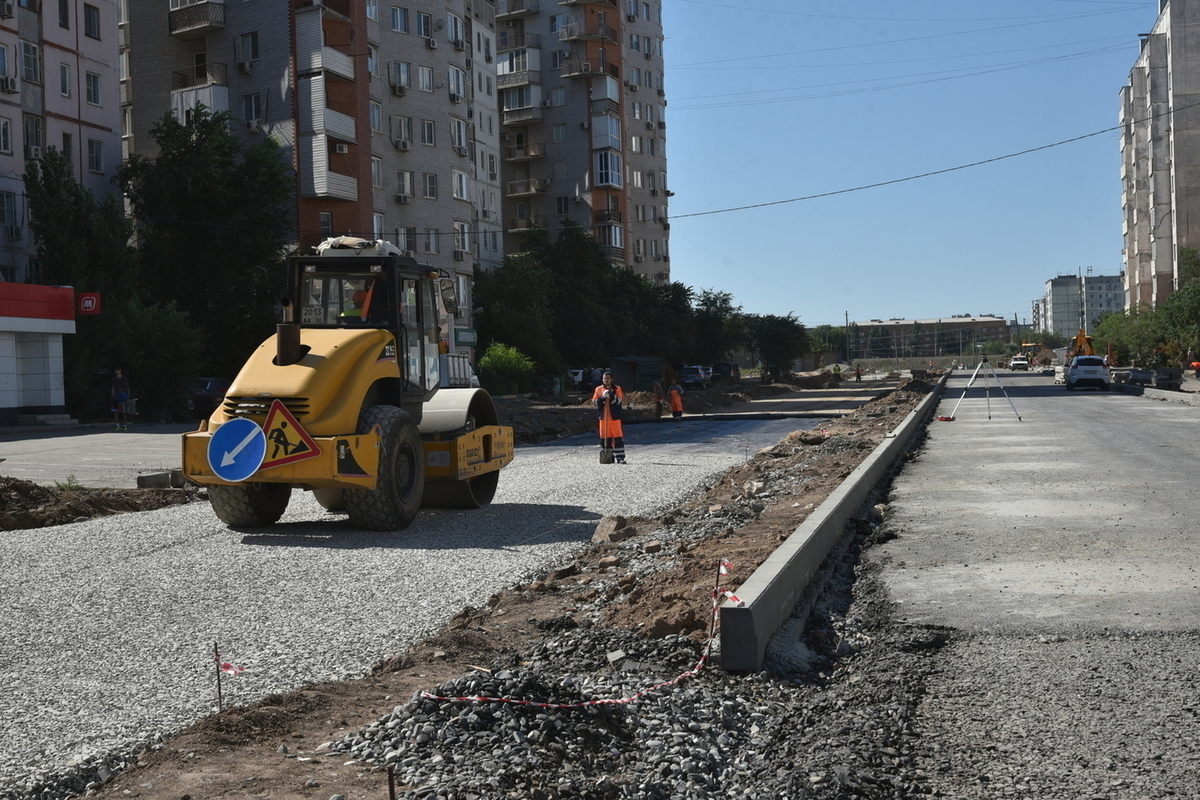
[123,0,502,353]
[1120,0,1200,310]
[1032,272,1124,339]
[0,0,121,423]
[849,315,1013,360]
[496,0,669,282]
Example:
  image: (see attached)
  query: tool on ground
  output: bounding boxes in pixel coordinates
[940,355,1022,422]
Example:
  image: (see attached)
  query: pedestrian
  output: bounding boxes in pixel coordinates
[854,364,862,382]
[652,376,666,418]
[832,363,842,384]
[590,365,602,393]
[668,379,685,419]
[592,370,626,463]
[111,367,131,430]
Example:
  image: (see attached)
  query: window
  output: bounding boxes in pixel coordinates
[391,6,408,32]
[58,0,69,28]
[373,213,384,239]
[422,172,437,199]
[556,196,569,216]
[371,156,383,188]
[0,48,7,82]
[394,115,412,142]
[499,49,528,75]
[392,61,410,87]
[23,115,42,149]
[450,118,467,149]
[418,66,434,92]
[629,34,640,52]
[548,14,561,33]
[550,51,564,70]
[87,138,103,172]
[423,228,439,254]
[631,170,643,188]
[369,101,382,132]
[240,31,259,61]
[397,170,413,196]
[400,226,416,253]
[550,86,565,106]
[83,4,100,39]
[366,0,377,22]
[119,51,129,81]
[595,151,623,187]
[553,123,566,143]
[452,170,469,199]
[0,118,10,154]
[420,119,435,145]
[61,132,71,164]
[20,42,40,83]
[242,92,262,121]
[500,86,531,111]
[416,11,431,37]
[59,64,70,97]
[453,221,471,252]
[85,72,101,105]
[0,192,16,231]
[448,66,466,97]
[630,135,641,154]
[319,212,333,236]
[367,46,378,76]
[447,13,464,46]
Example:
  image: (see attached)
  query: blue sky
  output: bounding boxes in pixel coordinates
[662,0,1154,328]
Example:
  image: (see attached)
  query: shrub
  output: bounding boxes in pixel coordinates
[478,343,537,394]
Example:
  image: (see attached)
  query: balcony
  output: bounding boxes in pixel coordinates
[558,0,616,6]
[497,32,541,52]
[505,142,545,161]
[506,178,548,197]
[592,209,622,224]
[561,58,617,79]
[558,19,617,44]
[498,70,539,88]
[173,62,228,91]
[496,0,539,19]
[507,215,544,232]
[502,105,543,126]
[168,0,225,39]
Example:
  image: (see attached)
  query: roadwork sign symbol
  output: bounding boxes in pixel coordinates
[260,400,321,470]
[207,417,267,483]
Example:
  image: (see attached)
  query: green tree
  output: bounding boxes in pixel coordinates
[473,251,560,370]
[745,313,808,382]
[692,290,744,364]
[118,106,294,379]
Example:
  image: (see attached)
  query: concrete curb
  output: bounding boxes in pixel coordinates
[1111,381,1200,407]
[718,376,947,672]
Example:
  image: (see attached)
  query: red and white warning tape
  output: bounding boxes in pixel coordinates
[420,559,740,710]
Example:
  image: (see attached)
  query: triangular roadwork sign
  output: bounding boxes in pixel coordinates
[260,400,322,470]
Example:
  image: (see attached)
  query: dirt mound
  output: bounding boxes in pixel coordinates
[0,477,194,531]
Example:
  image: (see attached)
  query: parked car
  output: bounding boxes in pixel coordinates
[711,362,741,384]
[1009,356,1030,371]
[679,365,710,389]
[186,377,231,418]
[1065,356,1109,391]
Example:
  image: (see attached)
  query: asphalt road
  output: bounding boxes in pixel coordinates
[881,369,1200,631]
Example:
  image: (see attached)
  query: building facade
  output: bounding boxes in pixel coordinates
[1120,0,1200,310]
[1033,272,1124,339]
[849,315,1012,361]
[496,0,668,281]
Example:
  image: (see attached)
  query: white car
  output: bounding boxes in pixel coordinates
[1066,356,1109,391]
[1009,356,1030,371]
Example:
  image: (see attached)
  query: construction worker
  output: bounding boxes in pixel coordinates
[592,371,626,464]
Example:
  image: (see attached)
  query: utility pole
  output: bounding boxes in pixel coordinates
[844,310,850,362]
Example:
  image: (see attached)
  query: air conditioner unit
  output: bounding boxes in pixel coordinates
[488,172,497,181]
[644,51,652,60]
[626,13,636,21]
[453,145,468,156]
[481,209,490,218]
[396,194,410,203]
[579,122,588,129]
[629,84,638,92]
[245,119,260,133]
[452,39,466,51]
[633,255,644,262]
[237,61,253,74]
[542,99,552,107]
[453,249,465,261]
[392,84,407,97]
[645,122,653,130]
[449,92,462,103]
[650,188,659,196]
[24,145,41,160]
[657,88,665,96]
[653,255,662,261]
[499,133,510,142]
[0,77,16,93]
[426,37,437,49]
[503,20,513,27]
[658,120,666,128]
[394,139,410,151]
[334,143,349,154]
[0,2,13,18]
[485,54,493,63]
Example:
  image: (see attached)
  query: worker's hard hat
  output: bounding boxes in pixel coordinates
[352,290,368,303]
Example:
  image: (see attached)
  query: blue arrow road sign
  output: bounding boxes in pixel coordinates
[207,417,267,483]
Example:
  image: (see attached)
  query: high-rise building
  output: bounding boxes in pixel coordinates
[123,0,500,353]
[1034,272,1124,339]
[0,0,120,424]
[1119,0,1200,310]
[496,0,669,282]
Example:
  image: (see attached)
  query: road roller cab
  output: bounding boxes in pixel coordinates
[181,237,513,530]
